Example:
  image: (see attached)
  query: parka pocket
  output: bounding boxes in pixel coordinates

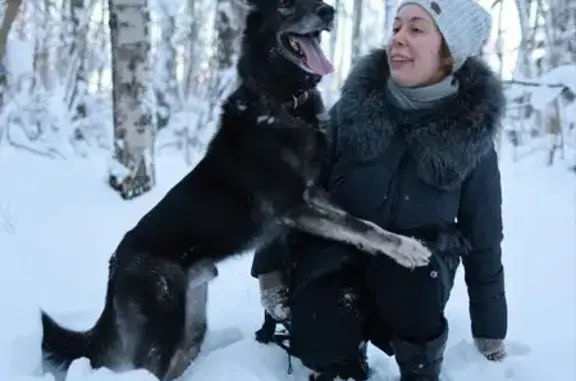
[433,249,462,308]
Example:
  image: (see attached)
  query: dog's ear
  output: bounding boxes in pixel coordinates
[232,0,255,11]
[232,0,267,11]
[234,0,278,12]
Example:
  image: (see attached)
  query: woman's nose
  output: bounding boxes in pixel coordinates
[391,28,408,46]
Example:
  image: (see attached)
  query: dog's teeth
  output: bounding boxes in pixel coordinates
[289,38,301,54]
[257,115,269,123]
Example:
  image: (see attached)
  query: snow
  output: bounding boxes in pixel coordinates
[504,64,576,111]
[538,65,576,93]
[4,37,34,80]
[0,143,574,381]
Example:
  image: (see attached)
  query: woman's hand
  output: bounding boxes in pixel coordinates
[258,271,290,321]
[474,338,506,362]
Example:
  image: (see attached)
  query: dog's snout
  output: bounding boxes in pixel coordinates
[316,3,335,23]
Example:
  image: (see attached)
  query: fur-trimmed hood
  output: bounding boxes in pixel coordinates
[332,48,506,190]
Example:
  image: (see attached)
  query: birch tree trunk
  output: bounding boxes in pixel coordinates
[96,3,108,92]
[204,1,243,116]
[107,0,155,200]
[181,0,244,165]
[513,0,535,78]
[212,0,246,108]
[0,0,22,59]
[384,0,398,37]
[0,0,23,108]
[350,0,363,65]
[33,0,53,90]
[68,0,89,121]
[321,0,339,104]
[183,0,200,99]
[155,1,177,130]
[215,0,241,71]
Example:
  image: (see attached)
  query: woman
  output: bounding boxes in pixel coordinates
[252,0,508,380]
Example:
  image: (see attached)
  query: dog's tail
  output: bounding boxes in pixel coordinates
[40,310,93,374]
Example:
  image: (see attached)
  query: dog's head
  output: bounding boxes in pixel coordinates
[237,0,336,95]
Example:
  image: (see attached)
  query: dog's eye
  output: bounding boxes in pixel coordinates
[278,0,295,15]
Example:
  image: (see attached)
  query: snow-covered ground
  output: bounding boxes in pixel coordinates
[0,144,574,381]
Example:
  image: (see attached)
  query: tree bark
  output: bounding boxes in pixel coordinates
[0,0,22,59]
[0,0,23,108]
[107,0,155,199]
[68,0,89,121]
[350,0,363,65]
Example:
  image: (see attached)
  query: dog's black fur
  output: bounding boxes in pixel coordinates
[40,1,431,380]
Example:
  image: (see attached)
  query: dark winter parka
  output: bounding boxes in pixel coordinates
[252,48,508,340]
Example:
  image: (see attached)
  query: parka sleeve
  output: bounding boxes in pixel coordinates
[457,147,508,339]
[250,100,342,278]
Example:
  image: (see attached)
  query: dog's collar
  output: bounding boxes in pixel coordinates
[283,91,310,110]
[239,77,312,111]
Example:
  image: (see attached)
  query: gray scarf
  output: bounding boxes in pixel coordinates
[386,75,459,110]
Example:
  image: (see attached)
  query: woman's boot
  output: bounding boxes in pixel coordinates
[391,325,448,381]
[309,341,371,381]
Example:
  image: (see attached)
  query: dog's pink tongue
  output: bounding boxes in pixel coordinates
[293,35,334,75]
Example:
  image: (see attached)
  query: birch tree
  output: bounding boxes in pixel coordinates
[67,0,89,121]
[154,0,178,130]
[0,0,23,108]
[107,0,155,200]
[384,0,398,37]
[188,0,244,145]
[514,0,537,78]
[350,0,363,65]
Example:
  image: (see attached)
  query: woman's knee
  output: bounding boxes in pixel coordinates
[365,254,455,341]
[289,273,365,370]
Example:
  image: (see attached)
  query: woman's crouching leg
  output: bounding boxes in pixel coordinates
[289,270,367,378]
[365,253,457,381]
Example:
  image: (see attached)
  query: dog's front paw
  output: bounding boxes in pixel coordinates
[361,220,431,269]
[393,235,432,269]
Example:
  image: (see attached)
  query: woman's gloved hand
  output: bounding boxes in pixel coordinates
[474,338,506,362]
[258,271,290,321]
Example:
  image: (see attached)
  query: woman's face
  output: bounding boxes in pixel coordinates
[386,4,448,87]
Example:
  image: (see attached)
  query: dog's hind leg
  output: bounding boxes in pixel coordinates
[282,190,432,269]
[163,261,217,380]
[113,253,187,381]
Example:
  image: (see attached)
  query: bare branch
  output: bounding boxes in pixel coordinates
[502,79,565,88]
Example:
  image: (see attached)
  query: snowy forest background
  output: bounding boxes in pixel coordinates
[0,1,574,381]
[0,0,574,199]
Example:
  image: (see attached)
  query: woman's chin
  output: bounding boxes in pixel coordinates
[390,70,419,87]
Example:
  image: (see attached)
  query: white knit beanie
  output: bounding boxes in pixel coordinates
[397,0,492,72]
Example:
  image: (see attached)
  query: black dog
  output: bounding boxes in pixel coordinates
[39,1,431,380]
